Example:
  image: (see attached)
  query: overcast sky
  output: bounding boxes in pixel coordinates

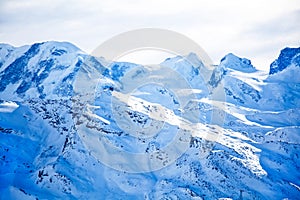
[0,0,299,70]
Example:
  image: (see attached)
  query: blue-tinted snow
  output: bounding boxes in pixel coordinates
[0,42,299,199]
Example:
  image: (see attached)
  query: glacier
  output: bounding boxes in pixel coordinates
[0,41,299,199]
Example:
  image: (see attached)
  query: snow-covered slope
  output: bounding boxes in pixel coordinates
[0,42,299,199]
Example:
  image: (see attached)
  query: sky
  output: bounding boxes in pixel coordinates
[0,0,299,70]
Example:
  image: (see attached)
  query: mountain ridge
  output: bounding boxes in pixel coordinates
[0,41,299,199]
[2,41,299,74]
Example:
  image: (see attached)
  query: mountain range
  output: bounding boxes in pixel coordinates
[0,41,299,199]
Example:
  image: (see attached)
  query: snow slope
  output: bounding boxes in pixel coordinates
[0,42,299,199]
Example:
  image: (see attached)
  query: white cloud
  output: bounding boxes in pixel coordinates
[0,0,299,70]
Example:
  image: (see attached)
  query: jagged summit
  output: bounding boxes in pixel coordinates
[220,53,257,73]
[269,47,300,75]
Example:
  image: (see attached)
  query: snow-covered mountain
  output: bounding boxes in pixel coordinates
[0,41,299,199]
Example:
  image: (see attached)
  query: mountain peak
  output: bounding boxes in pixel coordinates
[220,53,256,73]
[0,41,82,56]
[42,41,82,52]
[0,41,84,100]
[269,47,300,75]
